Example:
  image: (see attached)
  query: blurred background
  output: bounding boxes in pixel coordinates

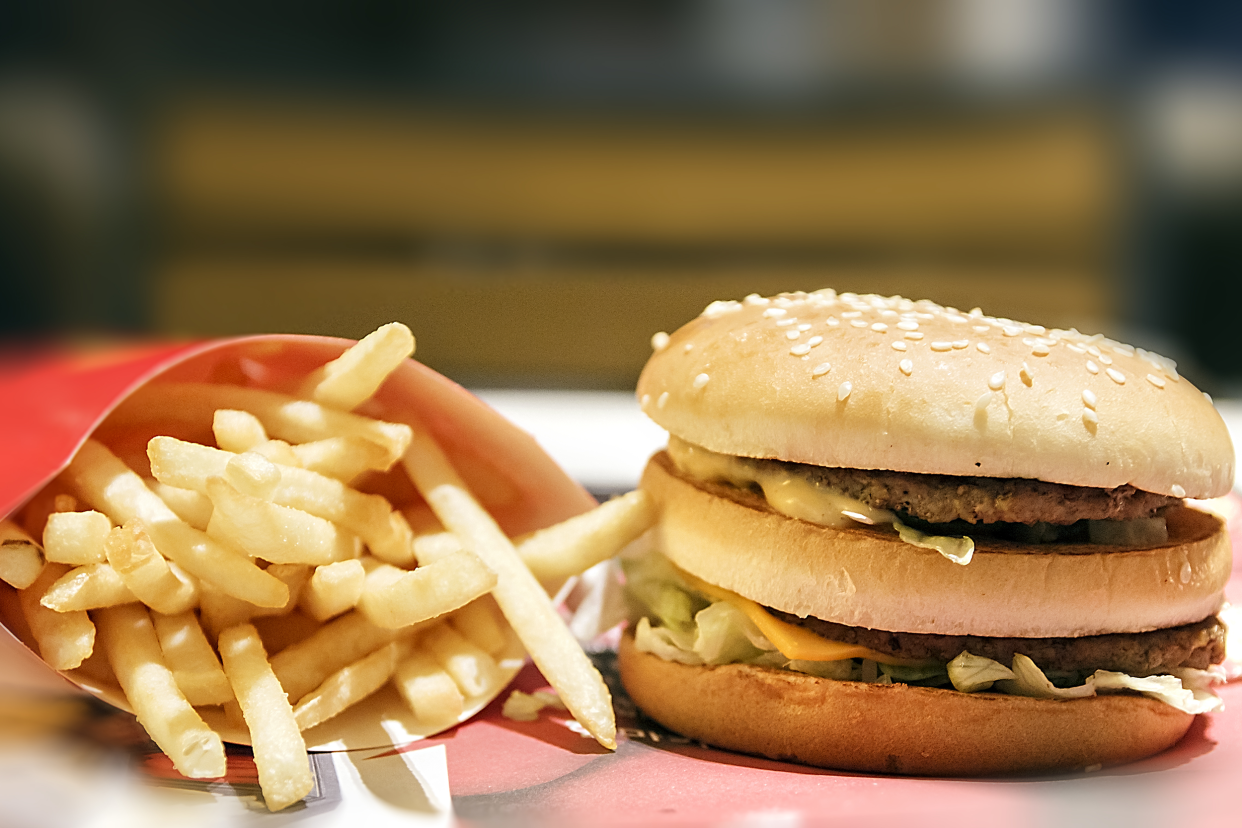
[1,0,1240,393]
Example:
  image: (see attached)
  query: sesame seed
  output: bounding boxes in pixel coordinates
[787,330,801,340]
[973,325,991,334]
[827,317,840,327]
[1086,345,1101,357]
[842,311,862,319]
[657,392,669,409]
[1067,344,1086,354]
[1146,374,1166,388]
[905,331,925,340]
[1003,326,1022,337]
[693,373,710,389]
[651,331,670,351]
[1083,408,1099,426]
[897,320,919,331]
[931,341,952,351]
[892,341,908,351]
[762,308,787,318]
[850,319,868,328]
[1171,484,1186,498]
[812,362,831,378]
[1082,389,1098,409]
[684,342,695,353]
[1022,337,1037,347]
[871,322,888,332]
[899,359,913,375]
[1106,368,1126,385]
[791,344,812,356]
[975,392,992,413]
[881,309,898,318]
[1025,324,1047,335]
[946,315,969,325]
[976,342,991,354]
[1031,344,1050,357]
[640,394,650,408]
[1203,391,1212,403]
[1086,360,1099,374]
[952,340,969,349]
[838,381,853,401]
[1020,363,1033,386]
[702,300,742,318]
[1098,353,1112,365]
[989,371,1005,391]
[776,318,797,327]
[745,294,770,306]
[969,307,983,317]
[808,336,823,347]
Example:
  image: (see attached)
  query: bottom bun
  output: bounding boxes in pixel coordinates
[618,632,1194,776]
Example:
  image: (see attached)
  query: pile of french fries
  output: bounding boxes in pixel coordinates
[0,323,654,812]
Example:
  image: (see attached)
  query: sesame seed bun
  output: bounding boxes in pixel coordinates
[618,631,1195,776]
[636,291,1234,499]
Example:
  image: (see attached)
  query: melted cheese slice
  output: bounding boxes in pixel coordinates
[674,566,933,667]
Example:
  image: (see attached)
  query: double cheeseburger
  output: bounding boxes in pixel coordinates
[618,289,1234,776]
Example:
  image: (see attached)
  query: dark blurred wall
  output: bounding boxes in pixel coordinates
[1,1,1239,390]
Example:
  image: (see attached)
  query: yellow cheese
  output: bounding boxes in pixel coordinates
[675,567,933,667]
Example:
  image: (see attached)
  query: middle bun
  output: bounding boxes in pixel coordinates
[641,452,1231,638]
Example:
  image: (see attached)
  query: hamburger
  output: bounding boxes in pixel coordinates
[618,289,1234,776]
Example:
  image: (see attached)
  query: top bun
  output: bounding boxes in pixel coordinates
[637,290,1234,498]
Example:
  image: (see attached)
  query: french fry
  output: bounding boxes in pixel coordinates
[19,563,95,669]
[218,623,313,811]
[357,551,497,630]
[411,531,461,565]
[104,523,199,616]
[200,564,308,639]
[212,408,268,453]
[402,429,616,748]
[516,489,655,583]
[204,476,360,566]
[254,439,300,468]
[393,649,464,728]
[268,610,405,703]
[151,610,233,706]
[114,382,412,466]
[292,641,401,731]
[224,452,281,499]
[300,322,415,411]
[96,604,226,779]
[299,559,366,622]
[42,510,112,566]
[291,436,393,481]
[422,623,500,698]
[148,437,410,563]
[1,520,46,589]
[449,597,507,656]
[40,562,137,612]
[64,440,289,608]
[150,480,213,531]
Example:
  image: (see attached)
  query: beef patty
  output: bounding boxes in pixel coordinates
[728,455,1179,526]
[771,609,1226,676]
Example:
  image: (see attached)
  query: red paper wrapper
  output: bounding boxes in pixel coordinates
[0,335,598,748]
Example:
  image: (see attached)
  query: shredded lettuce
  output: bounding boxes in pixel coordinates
[894,522,975,565]
[948,651,1016,692]
[626,552,1223,715]
[692,601,772,665]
